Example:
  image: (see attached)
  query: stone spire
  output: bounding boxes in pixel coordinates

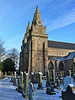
[32,6,43,26]
[26,22,30,33]
[23,22,30,43]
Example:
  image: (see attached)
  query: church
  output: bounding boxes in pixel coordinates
[19,6,75,75]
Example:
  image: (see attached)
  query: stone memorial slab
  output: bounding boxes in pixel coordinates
[38,72,43,89]
[62,84,75,100]
[0,71,1,77]
[22,73,29,99]
[29,83,34,100]
[52,69,55,83]
[13,72,17,86]
[31,72,34,83]
[63,76,72,90]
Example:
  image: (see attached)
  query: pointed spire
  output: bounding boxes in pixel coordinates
[32,6,43,26]
[26,22,30,32]
[35,6,40,14]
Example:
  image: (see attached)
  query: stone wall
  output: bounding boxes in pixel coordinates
[48,47,75,57]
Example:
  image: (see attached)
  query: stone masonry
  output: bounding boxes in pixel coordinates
[19,6,75,75]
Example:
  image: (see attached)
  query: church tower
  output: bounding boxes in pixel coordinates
[20,6,48,75]
[28,6,48,75]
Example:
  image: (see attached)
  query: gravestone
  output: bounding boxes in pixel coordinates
[16,76,21,91]
[20,72,24,89]
[52,69,55,83]
[31,72,34,83]
[46,70,50,82]
[73,74,75,81]
[62,84,75,100]
[13,72,17,86]
[38,72,43,89]
[69,70,71,77]
[18,76,20,88]
[60,71,62,77]
[17,72,24,92]
[10,73,14,82]
[57,79,61,89]
[63,76,72,90]
[0,71,1,77]
[5,72,7,77]
[29,83,34,100]
[22,73,29,99]
[62,71,64,78]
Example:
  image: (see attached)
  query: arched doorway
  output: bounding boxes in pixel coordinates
[59,61,64,71]
[48,61,54,70]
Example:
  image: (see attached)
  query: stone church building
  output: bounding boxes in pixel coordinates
[19,6,75,75]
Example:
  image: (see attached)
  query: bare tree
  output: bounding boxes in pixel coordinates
[8,48,19,69]
[0,38,6,61]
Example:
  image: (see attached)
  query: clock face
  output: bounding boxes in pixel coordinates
[38,21,41,24]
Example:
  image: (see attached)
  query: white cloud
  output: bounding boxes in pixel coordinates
[47,8,75,32]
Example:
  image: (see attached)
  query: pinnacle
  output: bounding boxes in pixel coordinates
[26,22,30,32]
[35,6,40,14]
[28,22,30,29]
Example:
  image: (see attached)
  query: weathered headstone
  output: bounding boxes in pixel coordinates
[8,71,10,75]
[73,64,75,74]
[57,79,61,89]
[1,72,3,77]
[62,84,75,100]
[46,85,55,95]
[52,69,55,83]
[73,74,75,81]
[5,72,7,76]
[60,71,62,77]
[63,76,72,90]
[69,70,71,77]
[29,83,34,100]
[21,72,23,88]
[13,72,17,86]
[38,72,43,89]
[46,70,50,82]
[16,76,20,91]
[31,72,34,83]
[22,73,29,99]
[17,72,24,92]
[18,76,20,88]
[10,73,14,82]
[0,71,1,77]
[62,71,64,78]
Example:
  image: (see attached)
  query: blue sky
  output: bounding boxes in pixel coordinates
[0,0,75,52]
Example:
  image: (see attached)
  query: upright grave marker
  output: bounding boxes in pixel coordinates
[63,76,72,90]
[0,71,1,77]
[29,83,34,100]
[22,73,29,99]
[69,70,71,77]
[46,70,50,82]
[13,72,17,86]
[52,69,55,83]
[31,72,34,83]
[38,72,43,89]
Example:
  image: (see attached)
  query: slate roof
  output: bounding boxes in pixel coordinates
[57,57,66,61]
[66,52,75,60]
[57,52,75,61]
[48,40,75,50]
